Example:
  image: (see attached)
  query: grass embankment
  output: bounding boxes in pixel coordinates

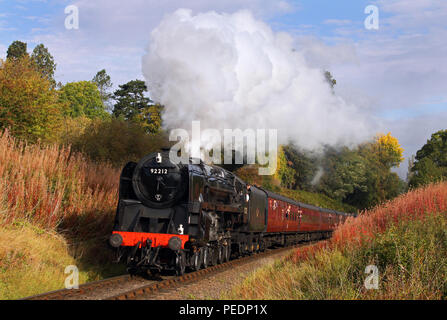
[0,131,124,299]
[225,182,447,299]
[280,188,356,213]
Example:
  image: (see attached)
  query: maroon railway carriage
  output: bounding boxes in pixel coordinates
[254,189,349,247]
[265,191,348,233]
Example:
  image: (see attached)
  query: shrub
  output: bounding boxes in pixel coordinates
[71,118,168,166]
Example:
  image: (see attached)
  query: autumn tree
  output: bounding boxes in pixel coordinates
[373,132,404,168]
[135,103,163,133]
[0,57,64,142]
[275,145,296,189]
[58,81,109,119]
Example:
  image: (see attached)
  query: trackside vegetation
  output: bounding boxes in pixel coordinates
[0,131,124,299]
[224,182,447,299]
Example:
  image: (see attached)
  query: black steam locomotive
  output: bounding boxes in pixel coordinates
[109,150,352,275]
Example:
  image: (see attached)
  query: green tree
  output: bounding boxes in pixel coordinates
[31,44,56,87]
[345,135,405,208]
[7,41,28,60]
[58,81,109,119]
[112,79,152,120]
[0,56,64,142]
[315,134,405,209]
[409,129,447,188]
[282,144,318,190]
[92,69,113,110]
[317,146,368,201]
[409,158,445,187]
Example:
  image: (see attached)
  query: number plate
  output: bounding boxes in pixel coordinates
[150,168,168,175]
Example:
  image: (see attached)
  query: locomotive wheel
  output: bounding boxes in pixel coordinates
[217,245,224,264]
[175,251,186,276]
[190,250,201,271]
[223,244,231,262]
[202,247,209,269]
[210,247,218,266]
[260,241,266,252]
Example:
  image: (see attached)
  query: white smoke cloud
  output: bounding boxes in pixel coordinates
[142,9,371,150]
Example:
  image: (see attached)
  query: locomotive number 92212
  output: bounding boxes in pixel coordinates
[150,168,168,175]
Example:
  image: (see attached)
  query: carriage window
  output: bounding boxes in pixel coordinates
[286,204,291,219]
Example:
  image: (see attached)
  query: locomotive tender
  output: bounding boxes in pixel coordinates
[109,150,353,275]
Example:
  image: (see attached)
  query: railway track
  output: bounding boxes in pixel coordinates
[23,242,311,300]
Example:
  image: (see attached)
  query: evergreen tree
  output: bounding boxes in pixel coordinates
[7,41,28,60]
[112,80,162,133]
[92,69,113,110]
[31,44,56,87]
[113,80,152,120]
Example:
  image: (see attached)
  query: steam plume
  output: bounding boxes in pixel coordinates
[142,9,371,150]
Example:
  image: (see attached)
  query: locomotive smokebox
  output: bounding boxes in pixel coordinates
[132,151,187,209]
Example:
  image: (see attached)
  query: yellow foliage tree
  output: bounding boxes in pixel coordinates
[274,145,296,188]
[374,132,404,168]
[0,57,65,143]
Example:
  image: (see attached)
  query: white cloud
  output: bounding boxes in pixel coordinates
[27,0,298,88]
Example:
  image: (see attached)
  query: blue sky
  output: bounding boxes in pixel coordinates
[1,0,446,178]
